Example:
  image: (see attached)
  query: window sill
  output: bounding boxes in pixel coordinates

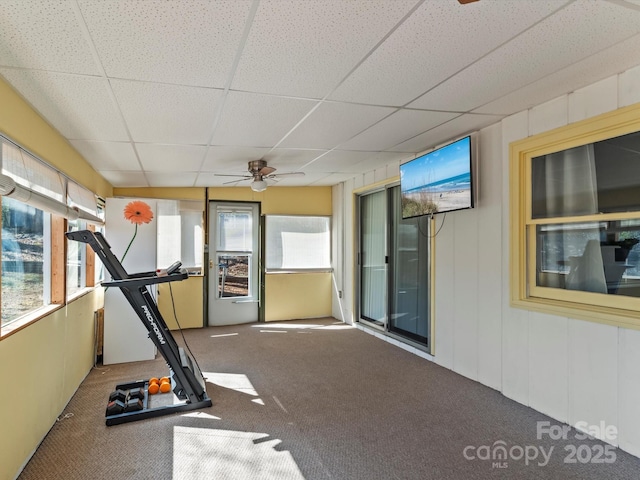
[511,296,640,330]
[67,286,98,303]
[0,304,63,339]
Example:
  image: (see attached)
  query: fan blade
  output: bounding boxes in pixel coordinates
[269,171,304,178]
[259,166,276,175]
[214,173,252,177]
[222,178,251,185]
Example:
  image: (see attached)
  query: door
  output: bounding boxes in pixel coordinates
[358,190,387,328]
[357,186,431,350]
[208,202,260,326]
[388,185,430,346]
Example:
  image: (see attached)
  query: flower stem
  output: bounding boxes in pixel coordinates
[121,223,138,263]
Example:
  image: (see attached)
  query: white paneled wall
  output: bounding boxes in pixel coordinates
[452,210,478,380]
[618,328,640,455]
[433,213,454,367]
[500,110,530,407]
[475,122,502,391]
[337,63,640,458]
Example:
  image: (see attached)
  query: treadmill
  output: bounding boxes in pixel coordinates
[66,230,212,426]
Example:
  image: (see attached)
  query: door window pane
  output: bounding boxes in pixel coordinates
[217,211,252,252]
[389,186,430,345]
[217,254,249,298]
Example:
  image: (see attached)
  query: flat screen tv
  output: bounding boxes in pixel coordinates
[400,135,474,219]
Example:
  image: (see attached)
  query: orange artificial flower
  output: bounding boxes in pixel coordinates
[123,200,153,225]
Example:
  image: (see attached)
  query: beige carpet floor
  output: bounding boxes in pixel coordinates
[18,318,640,479]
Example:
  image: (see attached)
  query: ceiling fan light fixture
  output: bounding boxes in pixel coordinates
[251,179,267,192]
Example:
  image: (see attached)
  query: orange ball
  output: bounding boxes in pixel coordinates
[148,382,160,395]
[159,381,171,393]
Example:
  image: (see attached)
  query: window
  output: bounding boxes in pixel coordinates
[510,103,640,327]
[1,197,50,326]
[357,185,432,350]
[156,200,203,272]
[265,215,331,271]
[1,134,103,336]
[66,219,87,298]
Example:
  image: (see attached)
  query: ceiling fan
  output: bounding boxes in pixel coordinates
[215,160,304,192]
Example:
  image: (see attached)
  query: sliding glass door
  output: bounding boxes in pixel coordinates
[359,190,387,326]
[358,185,431,350]
[389,186,430,345]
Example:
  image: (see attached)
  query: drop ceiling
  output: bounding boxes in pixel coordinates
[1,0,640,188]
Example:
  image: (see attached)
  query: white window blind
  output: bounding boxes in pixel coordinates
[67,181,97,215]
[2,141,65,203]
[265,215,331,271]
[0,135,101,223]
[157,200,203,269]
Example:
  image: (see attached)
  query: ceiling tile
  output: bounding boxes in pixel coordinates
[195,172,247,187]
[311,172,361,185]
[212,91,317,147]
[409,0,640,112]
[339,109,460,151]
[278,102,395,150]
[99,170,147,187]
[111,79,224,144]
[78,0,252,86]
[392,113,503,153]
[0,0,99,75]
[136,144,206,173]
[352,151,407,173]
[263,149,327,171]
[0,69,129,141]
[70,140,139,171]
[329,0,565,106]
[274,172,332,186]
[475,32,640,115]
[201,146,272,173]
[145,172,198,187]
[232,0,418,98]
[302,150,378,172]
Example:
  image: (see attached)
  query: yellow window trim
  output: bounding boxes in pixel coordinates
[510,101,640,329]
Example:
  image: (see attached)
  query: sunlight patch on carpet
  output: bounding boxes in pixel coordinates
[203,372,259,397]
[173,427,305,480]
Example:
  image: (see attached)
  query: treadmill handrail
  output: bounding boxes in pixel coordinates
[104,272,188,288]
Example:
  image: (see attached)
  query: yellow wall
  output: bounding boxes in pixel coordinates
[0,290,103,480]
[158,276,203,330]
[0,77,112,198]
[113,187,204,201]
[0,77,111,480]
[119,186,333,322]
[265,272,332,321]
[209,186,332,215]
[214,186,332,321]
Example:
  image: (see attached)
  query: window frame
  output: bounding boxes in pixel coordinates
[510,102,640,328]
[264,214,332,273]
[0,135,103,339]
[0,200,66,338]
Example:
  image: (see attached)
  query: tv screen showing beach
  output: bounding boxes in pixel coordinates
[400,136,473,219]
